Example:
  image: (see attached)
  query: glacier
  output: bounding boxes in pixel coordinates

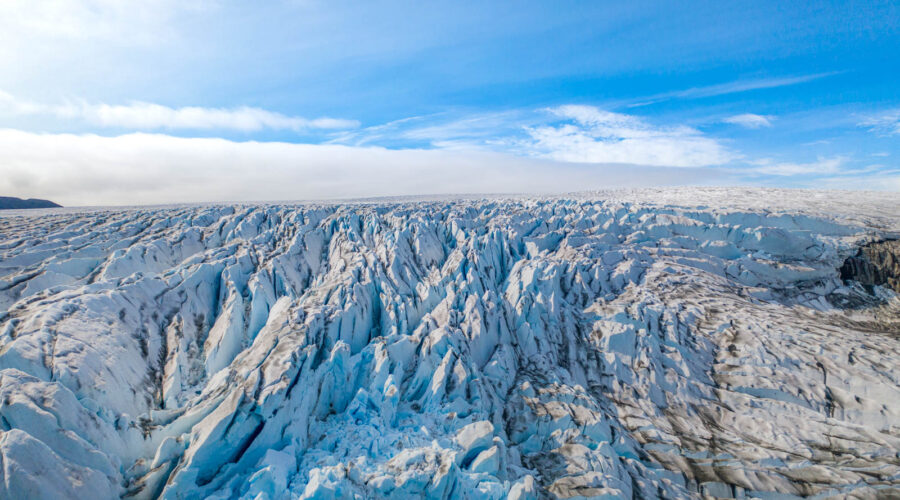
[0,187,898,499]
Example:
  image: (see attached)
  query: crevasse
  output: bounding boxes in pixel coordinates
[0,190,898,499]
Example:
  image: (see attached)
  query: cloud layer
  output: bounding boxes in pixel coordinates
[0,93,895,204]
[0,129,735,206]
[0,91,359,132]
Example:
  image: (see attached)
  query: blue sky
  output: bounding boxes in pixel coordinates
[0,1,898,204]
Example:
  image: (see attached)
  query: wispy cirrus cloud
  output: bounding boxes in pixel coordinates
[628,73,837,107]
[0,91,359,132]
[859,109,900,135]
[523,105,734,167]
[332,105,735,167]
[723,113,773,129]
[328,110,535,149]
[673,73,836,99]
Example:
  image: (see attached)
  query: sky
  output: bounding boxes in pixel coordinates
[1,0,898,205]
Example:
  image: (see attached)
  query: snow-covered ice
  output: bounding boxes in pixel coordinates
[0,187,898,499]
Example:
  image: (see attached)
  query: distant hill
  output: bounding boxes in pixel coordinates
[0,196,62,209]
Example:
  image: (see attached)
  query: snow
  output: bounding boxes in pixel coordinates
[0,187,899,499]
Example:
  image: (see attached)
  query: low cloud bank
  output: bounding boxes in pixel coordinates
[0,129,731,206]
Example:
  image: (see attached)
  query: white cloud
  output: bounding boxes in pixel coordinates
[860,109,900,135]
[723,113,773,129]
[0,91,358,132]
[0,129,732,206]
[750,157,845,176]
[524,105,734,167]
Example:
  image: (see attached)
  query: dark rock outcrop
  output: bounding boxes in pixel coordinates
[840,239,900,293]
[0,196,62,210]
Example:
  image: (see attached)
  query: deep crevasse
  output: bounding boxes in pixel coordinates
[0,190,899,499]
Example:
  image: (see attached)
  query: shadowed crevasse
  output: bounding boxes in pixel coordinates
[0,193,898,499]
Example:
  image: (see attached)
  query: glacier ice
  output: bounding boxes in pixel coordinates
[0,188,899,499]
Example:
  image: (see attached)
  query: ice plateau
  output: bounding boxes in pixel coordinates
[0,187,898,499]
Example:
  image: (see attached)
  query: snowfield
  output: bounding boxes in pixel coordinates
[0,188,898,499]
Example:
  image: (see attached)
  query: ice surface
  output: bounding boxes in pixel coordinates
[0,188,898,499]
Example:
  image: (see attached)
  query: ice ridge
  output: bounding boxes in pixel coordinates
[0,190,898,499]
